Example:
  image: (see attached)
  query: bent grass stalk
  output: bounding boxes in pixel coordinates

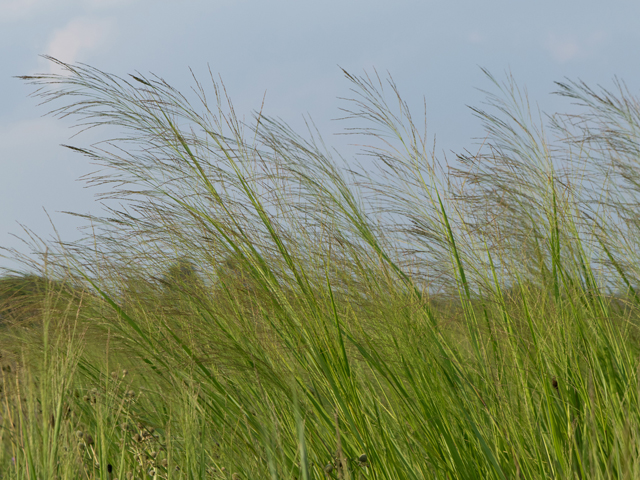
[1,56,640,478]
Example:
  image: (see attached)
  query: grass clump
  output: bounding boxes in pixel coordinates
[2,57,640,478]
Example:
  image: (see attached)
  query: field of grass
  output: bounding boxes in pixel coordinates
[2,58,640,479]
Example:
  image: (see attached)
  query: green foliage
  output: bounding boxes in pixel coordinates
[0,274,50,326]
[2,57,640,478]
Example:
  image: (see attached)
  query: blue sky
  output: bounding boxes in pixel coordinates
[1,0,639,271]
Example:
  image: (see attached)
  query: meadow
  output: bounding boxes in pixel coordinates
[2,57,640,479]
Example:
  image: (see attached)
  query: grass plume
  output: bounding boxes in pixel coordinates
[2,56,640,478]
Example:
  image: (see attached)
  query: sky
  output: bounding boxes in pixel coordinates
[1,0,639,271]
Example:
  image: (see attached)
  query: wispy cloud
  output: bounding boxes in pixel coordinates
[468,31,485,44]
[545,34,580,63]
[0,0,133,22]
[82,0,136,7]
[44,17,113,73]
[544,31,607,64]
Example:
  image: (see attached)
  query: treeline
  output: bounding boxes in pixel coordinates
[0,251,261,328]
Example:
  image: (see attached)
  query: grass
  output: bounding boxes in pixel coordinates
[1,57,640,478]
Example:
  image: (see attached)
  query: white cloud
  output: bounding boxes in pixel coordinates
[545,34,581,63]
[44,17,113,73]
[0,0,134,20]
[544,31,607,64]
[82,0,134,6]
[468,31,484,44]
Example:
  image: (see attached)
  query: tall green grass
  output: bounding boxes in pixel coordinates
[2,57,640,478]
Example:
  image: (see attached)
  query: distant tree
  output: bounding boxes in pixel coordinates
[158,257,206,311]
[162,258,204,290]
[214,251,255,293]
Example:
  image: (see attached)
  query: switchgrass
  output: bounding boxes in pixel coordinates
[2,57,640,478]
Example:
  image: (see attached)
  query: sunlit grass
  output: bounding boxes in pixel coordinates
[2,57,640,478]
